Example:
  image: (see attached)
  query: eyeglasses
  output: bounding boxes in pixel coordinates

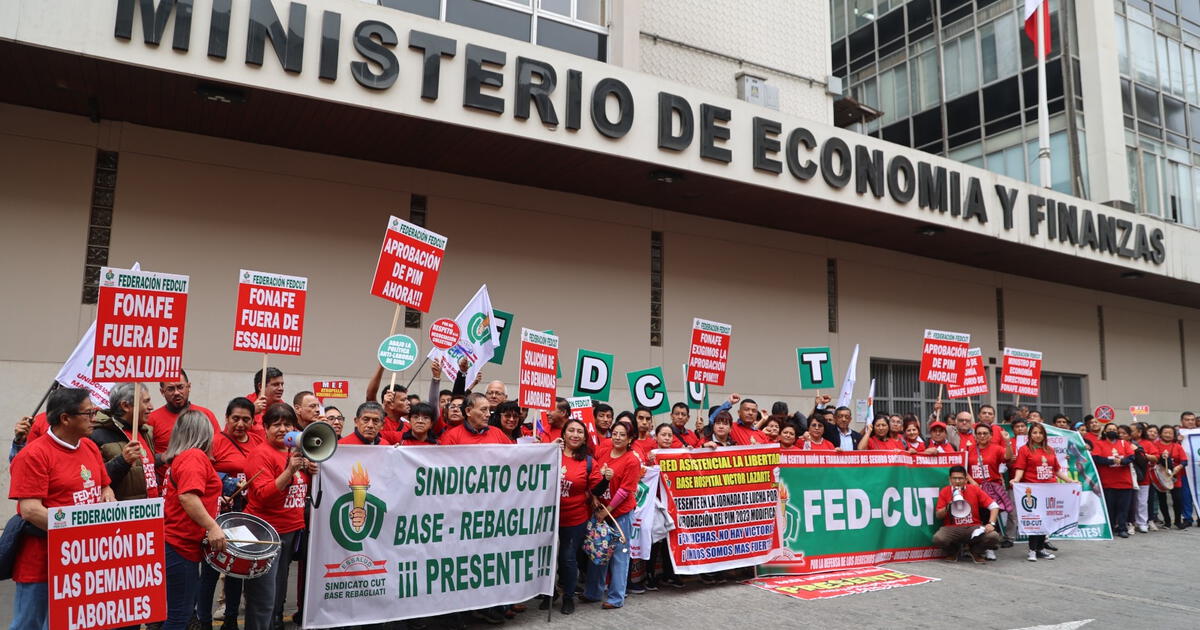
[72,409,100,418]
[326,415,345,421]
[162,384,188,393]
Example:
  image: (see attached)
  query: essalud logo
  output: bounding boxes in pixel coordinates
[1020,487,1038,512]
[466,312,493,344]
[329,462,388,552]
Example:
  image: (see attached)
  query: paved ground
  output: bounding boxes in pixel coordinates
[3,526,1197,630]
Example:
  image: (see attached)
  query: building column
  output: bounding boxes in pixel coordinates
[1076,0,1132,207]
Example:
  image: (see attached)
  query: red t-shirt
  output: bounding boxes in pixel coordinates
[396,431,439,446]
[1014,445,1060,483]
[1158,442,1188,488]
[867,436,903,451]
[802,438,837,451]
[537,424,563,444]
[1137,439,1161,461]
[595,449,640,518]
[957,430,976,452]
[382,416,409,435]
[245,392,279,438]
[8,434,111,583]
[163,448,222,562]
[340,432,393,446]
[669,427,703,449]
[26,412,49,443]
[212,431,266,481]
[925,440,956,454]
[632,438,659,462]
[245,443,309,534]
[147,404,220,467]
[731,422,768,446]
[966,442,1006,483]
[439,424,514,445]
[936,484,996,527]
[1095,439,1136,490]
[560,456,604,527]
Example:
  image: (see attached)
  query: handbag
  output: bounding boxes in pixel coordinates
[581,457,628,566]
[0,514,45,581]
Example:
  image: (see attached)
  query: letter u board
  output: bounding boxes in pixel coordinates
[946,348,988,398]
[682,364,709,411]
[573,349,614,401]
[93,267,189,382]
[233,269,307,355]
[796,347,834,390]
[999,348,1043,397]
[627,367,670,415]
[687,318,732,386]
[918,329,970,386]
[49,498,167,630]
[370,216,447,313]
[518,329,559,411]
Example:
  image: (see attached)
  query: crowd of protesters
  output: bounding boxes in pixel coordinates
[7,362,1194,629]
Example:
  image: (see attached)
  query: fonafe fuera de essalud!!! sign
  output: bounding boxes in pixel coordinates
[112,0,1165,264]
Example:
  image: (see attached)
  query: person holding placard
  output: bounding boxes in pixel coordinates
[90,382,159,503]
[8,388,115,630]
[924,422,957,454]
[248,367,285,434]
[162,411,226,630]
[1012,423,1072,561]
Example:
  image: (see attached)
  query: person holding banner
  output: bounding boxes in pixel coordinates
[584,421,639,609]
[546,418,608,615]
[924,421,956,454]
[703,412,739,448]
[933,465,1002,563]
[668,403,704,448]
[1093,423,1137,538]
[244,403,312,630]
[1012,423,1072,561]
[801,417,836,451]
[8,388,115,630]
[162,411,227,630]
[821,406,861,451]
[1154,425,1188,529]
[338,402,392,445]
[249,367,285,419]
[90,382,159,502]
[778,424,801,451]
[491,401,526,442]
[860,415,903,450]
[440,393,512,445]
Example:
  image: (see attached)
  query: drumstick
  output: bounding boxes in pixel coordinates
[224,470,264,502]
[224,538,282,546]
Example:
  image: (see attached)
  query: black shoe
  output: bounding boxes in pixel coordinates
[560,597,575,615]
[667,577,685,588]
[999,540,1013,548]
[1043,542,1058,551]
[699,574,717,584]
[1178,521,1187,530]
[1117,531,1129,538]
[471,609,505,625]
[537,596,551,611]
[643,579,659,591]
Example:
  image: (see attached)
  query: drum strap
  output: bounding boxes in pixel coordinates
[222,433,249,456]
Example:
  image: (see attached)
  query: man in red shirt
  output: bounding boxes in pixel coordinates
[536,398,570,444]
[932,465,1001,563]
[668,402,703,448]
[9,388,115,629]
[147,370,219,477]
[951,411,976,451]
[247,367,286,435]
[339,402,392,445]
[440,393,512,444]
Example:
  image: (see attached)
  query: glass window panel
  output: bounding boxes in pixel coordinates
[854,0,875,30]
[960,32,978,94]
[1188,49,1199,103]
[536,17,606,60]
[1135,84,1162,125]
[1175,163,1193,224]
[1143,151,1162,215]
[379,0,440,19]
[980,20,998,83]
[880,70,896,123]
[1005,144,1026,181]
[1040,376,1060,404]
[576,0,604,25]
[1188,166,1200,226]
[1116,15,1130,76]
[1130,22,1157,84]
[446,0,532,41]
[541,0,571,16]
[832,0,847,42]
[1050,131,1071,193]
[995,12,1019,81]
[1122,78,1133,116]
[1168,39,1185,96]
[893,65,910,119]
[1157,35,1170,89]
[944,39,961,98]
[1127,147,1142,207]
[1165,96,1187,133]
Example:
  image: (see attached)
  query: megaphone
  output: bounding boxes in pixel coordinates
[283,422,339,462]
[949,486,972,519]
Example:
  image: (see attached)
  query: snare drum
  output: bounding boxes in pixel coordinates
[203,512,281,579]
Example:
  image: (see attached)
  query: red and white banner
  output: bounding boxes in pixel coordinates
[1129,405,1150,416]
[1023,0,1051,59]
[233,269,307,355]
[428,317,461,350]
[518,329,559,411]
[313,381,350,399]
[946,348,988,399]
[918,329,970,386]
[999,347,1043,397]
[370,216,447,313]
[687,318,732,386]
[567,395,599,445]
[745,567,939,601]
[93,267,189,382]
[49,498,166,630]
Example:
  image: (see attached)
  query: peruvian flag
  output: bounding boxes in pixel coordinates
[1024,0,1051,58]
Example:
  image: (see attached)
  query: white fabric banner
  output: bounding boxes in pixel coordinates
[629,466,660,560]
[52,263,141,407]
[1013,482,1081,536]
[426,284,500,387]
[836,344,859,409]
[1183,429,1200,511]
[303,444,559,628]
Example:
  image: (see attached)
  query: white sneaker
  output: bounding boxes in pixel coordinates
[1149,522,1159,531]
[1138,525,1149,533]
[985,549,996,561]
[1027,550,1037,562]
[1036,549,1056,559]
[1127,524,1136,535]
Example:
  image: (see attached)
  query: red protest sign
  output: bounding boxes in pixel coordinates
[370,216,447,313]
[687,318,732,386]
[745,567,938,601]
[999,347,1043,397]
[518,328,559,411]
[1129,405,1150,416]
[429,317,461,350]
[946,348,988,398]
[93,267,189,382]
[49,498,166,630]
[918,329,970,385]
[567,396,599,446]
[313,381,350,399]
[232,270,307,355]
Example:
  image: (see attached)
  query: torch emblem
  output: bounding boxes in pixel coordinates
[349,462,371,532]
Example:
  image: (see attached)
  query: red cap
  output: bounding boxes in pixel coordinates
[929,421,948,431]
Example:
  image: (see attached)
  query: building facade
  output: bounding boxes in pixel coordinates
[2,0,1200,515]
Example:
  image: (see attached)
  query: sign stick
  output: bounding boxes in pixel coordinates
[403,356,432,391]
[967,396,974,418]
[132,382,142,444]
[30,380,58,418]
[260,353,269,402]
[389,303,402,337]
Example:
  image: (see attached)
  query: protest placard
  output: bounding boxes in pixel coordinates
[656,445,782,574]
[313,381,350,399]
[796,347,834,390]
[1000,423,1112,541]
[687,318,732,386]
[426,286,499,387]
[428,318,460,350]
[682,364,709,411]
[304,445,558,628]
[627,367,670,415]
[1184,429,1200,512]
[93,267,189,382]
[232,270,307,355]
[999,347,1043,397]
[573,349,614,401]
[378,335,419,372]
[566,395,598,445]
[1129,405,1150,416]
[487,309,515,365]
[518,329,559,411]
[760,451,966,575]
[946,348,988,398]
[745,567,939,601]
[918,329,970,386]
[370,216,447,313]
[48,498,166,630]
[1013,482,1082,537]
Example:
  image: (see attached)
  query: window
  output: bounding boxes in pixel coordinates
[911,48,940,111]
[1129,21,1157,84]
[1116,15,1130,76]
[853,0,876,30]
[994,370,1086,422]
[878,64,910,125]
[832,0,848,42]
[944,31,978,100]
[980,12,1018,84]
[870,359,973,429]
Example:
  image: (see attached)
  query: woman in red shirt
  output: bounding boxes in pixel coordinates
[244,403,313,630]
[758,417,783,443]
[897,420,924,454]
[397,402,440,446]
[199,397,261,629]
[801,418,836,451]
[860,416,903,450]
[162,411,226,630]
[1129,422,1159,532]
[1012,423,1070,561]
[1093,423,1137,537]
[545,419,607,615]
[583,421,640,609]
[641,424,683,590]
[778,424,801,450]
[966,423,1014,553]
[1155,425,1188,529]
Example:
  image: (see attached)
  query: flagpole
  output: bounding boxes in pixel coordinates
[1036,0,1051,188]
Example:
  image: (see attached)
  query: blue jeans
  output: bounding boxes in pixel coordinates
[583,511,633,607]
[1182,474,1194,520]
[10,581,48,630]
[557,523,586,600]
[243,530,298,630]
[165,544,201,630]
[197,557,244,623]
